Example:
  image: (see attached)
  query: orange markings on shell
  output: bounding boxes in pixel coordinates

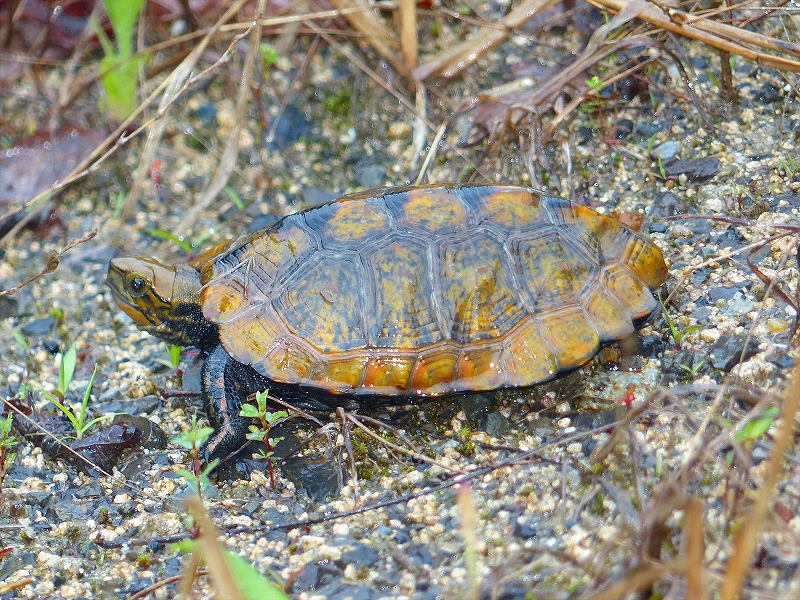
[200,185,667,397]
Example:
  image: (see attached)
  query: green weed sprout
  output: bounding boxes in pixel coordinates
[679,360,706,380]
[0,414,18,492]
[240,390,288,488]
[736,406,780,447]
[174,415,219,498]
[167,344,182,369]
[42,344,108,439]
[657,293,704,350]
[92,0,146,121]
[145,227,215,254]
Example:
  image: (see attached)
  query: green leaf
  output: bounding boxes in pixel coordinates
[240,405,262,418]
[12,329,28,351]
[223,549,288,600]
[674,324,705,344]
[102,0,145,57]
[224,186,247,210]
[145,228,193,253]
[736,407,780,444]
[101,56,141,121]
[43,391,79,434]
[586,75,603,91]
[77,364,99,438]
[173,423,215,449]
[167,344,183,369]
[59,343,77,396]
[173,540,288,599]
[246,429,267,442]
[265,410,288,425]
[89,15,116,59]
[260,43,279,67]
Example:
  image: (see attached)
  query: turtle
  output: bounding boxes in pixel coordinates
[107,184,668,465]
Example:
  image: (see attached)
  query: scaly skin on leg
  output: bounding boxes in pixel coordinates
[200,345,267,464]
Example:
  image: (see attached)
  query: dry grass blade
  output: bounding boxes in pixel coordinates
[685,497,708,600]
[121,0,250,224]
[585,0,800,72]
[329,0,407,78]
[720,356,800,599]
[176,0,268,236]
[0,577,35,595]
[413,0,561,81]
[185,495,244,600]
[344,412,464,475]
[177,552,201,600]
[585,560,683,600]
[456,484,480,600]
[399,0,418,71]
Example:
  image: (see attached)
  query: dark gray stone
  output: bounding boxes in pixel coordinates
[283,455,345,502]
[20,316,56,336]
[339,544,379,568]
[484,412,513,437]
[708,334,758,371]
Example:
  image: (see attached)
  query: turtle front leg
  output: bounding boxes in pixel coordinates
[200,345,267,465]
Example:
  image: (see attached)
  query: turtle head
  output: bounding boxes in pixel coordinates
[107,257,219,349]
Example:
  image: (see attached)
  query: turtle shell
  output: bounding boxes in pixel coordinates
[200,185,667,397]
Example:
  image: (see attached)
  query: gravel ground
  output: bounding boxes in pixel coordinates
[1,4,799,599]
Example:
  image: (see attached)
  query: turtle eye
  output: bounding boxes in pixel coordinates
[126,274,149,297]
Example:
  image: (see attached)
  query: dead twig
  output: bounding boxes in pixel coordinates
[329,0,408,78]
[720,356,800,599]
[175,0,268,236]
[120,0,250,224]
[413,0,561,81]
[0,229,97,296]
[585,0,800,72]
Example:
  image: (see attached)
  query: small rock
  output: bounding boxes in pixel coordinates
[20,316,56,336]
[459,394,494,425]
[113,414,168,449]
[690,269,710,287]
[577,126,594,144]
[709,283,748,303]
[23,490,53,507]
[651,141,680,160]
[196,104,218,124]
[283,455,345,502]
[708,334,758,371]
[42,340,60,354]
[74,484,103,499]
[661,349,709,384]
[266,104,314,148]
[514,518,537,539]
[651,191,684,218]
[614,119,634,139]
[754,83,781,104]
[663,157,720,182]
[633,120,666,140]
[290,563,341,594]
[0,295,19,319]
[328,586,373,600]
[770,354,796,370]
[484,412,513,438]
[727,291,756,316]
[338,544,379,568]
[0,550,37,580]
